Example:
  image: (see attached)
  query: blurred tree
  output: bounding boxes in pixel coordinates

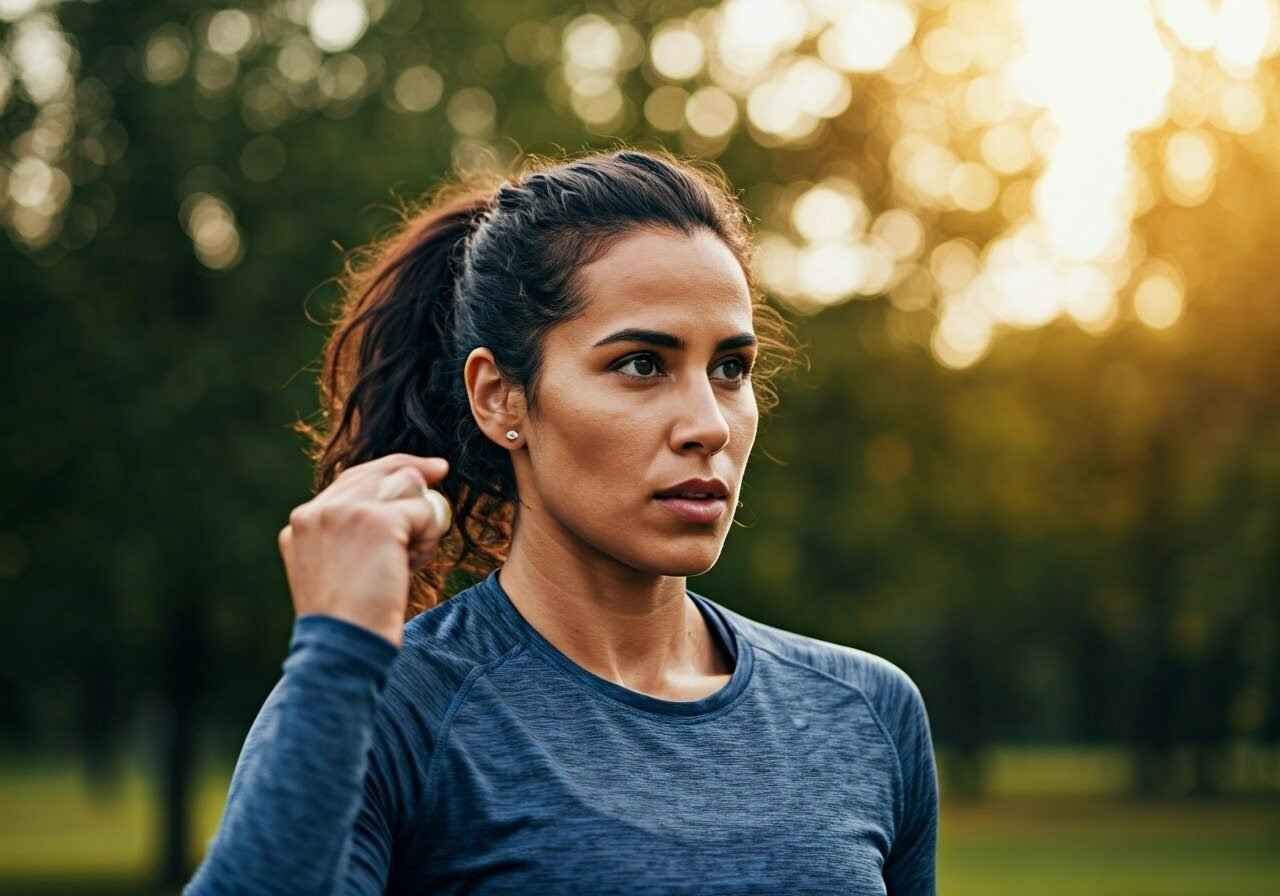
[3,0,1279,885]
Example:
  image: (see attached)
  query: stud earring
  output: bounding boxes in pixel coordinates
[506,429,519,442]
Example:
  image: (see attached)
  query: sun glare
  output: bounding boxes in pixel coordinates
[652,0,1280,367]
[4,0,1279,341]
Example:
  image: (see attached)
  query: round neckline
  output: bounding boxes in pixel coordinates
[477,569,754,719]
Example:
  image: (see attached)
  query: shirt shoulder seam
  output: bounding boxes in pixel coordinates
[746,638,907,831]
[410,642,526,823]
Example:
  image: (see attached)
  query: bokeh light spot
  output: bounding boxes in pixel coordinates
[797,244,868,304]
[981,123,1034,175]
[644,85,688,131]
[786,58,852,119]
[564,14,623,72]
[570,82,624,128]
[930,239,980,293]
[819,0,916,74]
[9,156,53,208]
[308,0,368,54]
[949,162,1000,212]
[716,0,809,78]
[447,87,497,136]
[317,54,367,102]
[207,9,255,57]
[932,303,992,369]
[685,86,738,139]
[651,21,705,80]
[0,0,41,22]
[180,192,242,270]
[1133,270,1184,328]
[1215,81,1266,134]
[921,27,971,76]
[277,37,322,83]
[1214,0,1276,72]
[791,181,866,243]
[1163,129,1217,206]
[145,26,191,85]
[394,65,443,113]
[871,208,925,260]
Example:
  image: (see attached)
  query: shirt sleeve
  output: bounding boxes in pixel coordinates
[880,670,939,896]
[184,615,401,896]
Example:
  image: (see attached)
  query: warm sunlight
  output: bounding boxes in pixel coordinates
[5,0,1279,365]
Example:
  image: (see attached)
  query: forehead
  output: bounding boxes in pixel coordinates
[569,228,754,337]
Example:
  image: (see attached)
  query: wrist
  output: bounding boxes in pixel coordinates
[299,609,404,650]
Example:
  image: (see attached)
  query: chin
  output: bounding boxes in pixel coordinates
[629,539,726,578]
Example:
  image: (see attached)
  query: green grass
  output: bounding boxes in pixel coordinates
[939,798,1280,896]
[1,761,1277,894]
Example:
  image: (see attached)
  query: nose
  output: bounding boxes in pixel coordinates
[669,373,731,456]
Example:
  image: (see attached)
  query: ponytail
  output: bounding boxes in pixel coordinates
[300,186,509,614]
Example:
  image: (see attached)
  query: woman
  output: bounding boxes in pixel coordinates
[185,149,938,895]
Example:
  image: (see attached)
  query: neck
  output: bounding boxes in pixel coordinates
[498,510,731,699]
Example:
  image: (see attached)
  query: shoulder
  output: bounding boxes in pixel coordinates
[361,581,524,820]
[378,581,522,731]
[702,595,931,743]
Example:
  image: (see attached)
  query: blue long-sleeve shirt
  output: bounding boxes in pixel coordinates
[186,571,938,894]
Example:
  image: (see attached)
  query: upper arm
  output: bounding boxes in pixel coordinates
[184,616,404,896]
[345,760,396,893]
[880,671,939,896]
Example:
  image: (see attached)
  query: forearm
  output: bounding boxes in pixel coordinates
[185,616,399,896]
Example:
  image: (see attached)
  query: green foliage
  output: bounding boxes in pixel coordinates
[3,761,1279,895]
[2,0,1279,880]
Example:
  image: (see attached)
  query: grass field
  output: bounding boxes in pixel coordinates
[1,761,1277,895]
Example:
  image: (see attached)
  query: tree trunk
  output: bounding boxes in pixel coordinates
[156,603,204,890]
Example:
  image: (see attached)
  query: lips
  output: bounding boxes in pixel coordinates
[654,477,729,499]
[655,495,728,523]
[653,477,731,524]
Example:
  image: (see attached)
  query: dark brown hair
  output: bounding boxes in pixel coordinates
[298,148,796,614]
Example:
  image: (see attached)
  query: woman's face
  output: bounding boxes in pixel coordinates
[514,227,759,577]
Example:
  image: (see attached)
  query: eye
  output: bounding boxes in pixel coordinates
[711,356,752,382]
[616,353,665,378]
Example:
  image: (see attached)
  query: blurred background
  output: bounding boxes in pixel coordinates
[2,0,1278,893]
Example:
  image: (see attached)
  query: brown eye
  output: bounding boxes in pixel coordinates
[712,357,749,381]
[618,354,662,377]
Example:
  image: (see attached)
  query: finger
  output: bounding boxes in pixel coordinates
[373,470,453,534]
[374,466,427,502]
[343,453,449,484]
[329,457,448,504]
[383,494,452,545]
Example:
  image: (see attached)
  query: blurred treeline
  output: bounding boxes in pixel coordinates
[2,0,1278,885]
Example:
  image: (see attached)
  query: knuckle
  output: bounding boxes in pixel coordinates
[337,501,387,531]
[287,504,315,530]
[317,502,348,528]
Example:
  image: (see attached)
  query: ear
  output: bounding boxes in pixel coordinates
[464,347,527,448]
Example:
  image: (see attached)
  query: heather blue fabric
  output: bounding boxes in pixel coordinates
[186,571,938,895]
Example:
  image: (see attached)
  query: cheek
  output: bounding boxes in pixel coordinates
[531,391,656,499]
[731,396,760,457]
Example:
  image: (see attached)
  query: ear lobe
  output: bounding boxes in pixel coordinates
[464,347,526,447]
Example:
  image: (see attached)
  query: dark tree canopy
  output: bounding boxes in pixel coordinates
[3,0,1278,881]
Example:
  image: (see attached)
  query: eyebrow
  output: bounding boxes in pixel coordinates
[593,328,758,352]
